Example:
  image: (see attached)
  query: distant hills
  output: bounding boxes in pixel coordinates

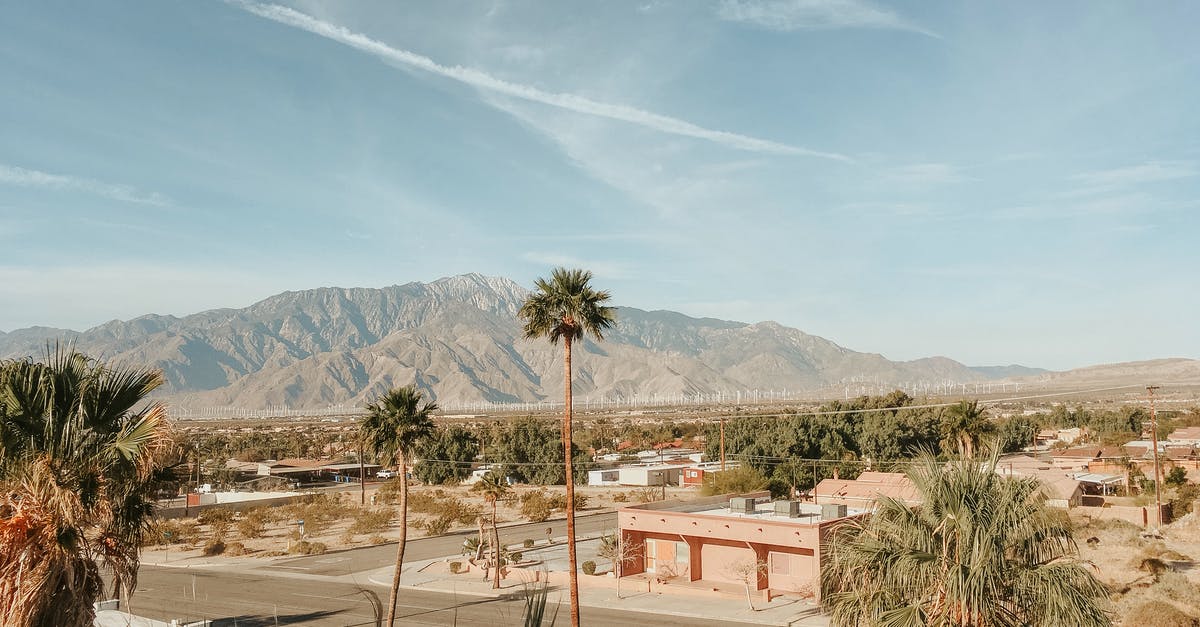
[2,273,1191,411]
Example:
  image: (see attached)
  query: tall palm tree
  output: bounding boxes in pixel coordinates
[822,452,1110,626]
[519,267,616,627]
[940,400,991,459]
[0,348,173,627]
[475,471,510,589]
[361,385,437,627]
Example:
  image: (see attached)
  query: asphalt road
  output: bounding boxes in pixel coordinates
[132,564,747,627]
[265,512,619,577]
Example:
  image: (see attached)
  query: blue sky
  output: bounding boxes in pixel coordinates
[1,0,1197,370]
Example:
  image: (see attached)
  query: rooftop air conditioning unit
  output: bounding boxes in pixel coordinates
[729,497,757,514]
[774,500,802,518]
[821,503,848,521]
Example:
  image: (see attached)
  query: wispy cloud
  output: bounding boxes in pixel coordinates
[0,164,172,206]
[717,0,939,38]
[1069,160,1196,191]
[233,2,847,161]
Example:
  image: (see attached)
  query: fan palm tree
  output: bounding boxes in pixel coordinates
[361,385,437,627]
[940,400,991,459]
[0,348,173,627]
[822,452,1110,627]
[475,471,510,589]
[519,267,616,627]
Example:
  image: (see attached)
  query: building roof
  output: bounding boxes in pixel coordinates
[1169,426,1200,441]
[1052,447,1102,459]
[814,473,920,506]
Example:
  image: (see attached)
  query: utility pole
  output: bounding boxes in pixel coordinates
[1148,385,1163,529]
[720,418,726,472]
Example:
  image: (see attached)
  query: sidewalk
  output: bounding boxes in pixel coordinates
[94,610,172,627]
[366,537,829,626]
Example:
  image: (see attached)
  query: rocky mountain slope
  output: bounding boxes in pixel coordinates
[0,273,1068,410]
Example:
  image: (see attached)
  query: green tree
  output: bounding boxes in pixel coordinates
[823,453,1110,626]
[486,417,588,485]
[473,471,510,589]
[519,267,615,627]
[994,415,1039,454]
[940,400,992,459]
[361,386,437,627]
[414,426,478,485]
[701,466,770,496]
[0,349,174,627]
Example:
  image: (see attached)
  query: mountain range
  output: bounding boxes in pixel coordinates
[2,273,1191,411]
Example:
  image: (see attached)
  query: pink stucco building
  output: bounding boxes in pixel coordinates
[617,492,864,601]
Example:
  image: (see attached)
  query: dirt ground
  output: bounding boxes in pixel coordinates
[145,483,686,561]
[1072,509,1200,624]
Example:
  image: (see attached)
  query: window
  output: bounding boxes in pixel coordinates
[770,552,790,576]
[644,539,658,572]
[675,541,689,567]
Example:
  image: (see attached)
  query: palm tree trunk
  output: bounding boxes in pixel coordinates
[492,499,501,589]
[563,334,580,627]
[386,451,408,627]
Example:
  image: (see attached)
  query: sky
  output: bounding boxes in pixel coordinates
[1,0,1197,371]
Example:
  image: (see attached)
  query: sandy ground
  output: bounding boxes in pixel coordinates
[1072,509,1200,623]
[147,483,683,560]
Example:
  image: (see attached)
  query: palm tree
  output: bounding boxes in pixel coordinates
[822,452,1110,626]
[940,399,991,459]
[0,348,173,627]
[361,385,437,627]
[519,267,616,627]
[475,471,510,589]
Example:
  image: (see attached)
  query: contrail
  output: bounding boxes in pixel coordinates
[0,164,172,206]
[233,2,850,161]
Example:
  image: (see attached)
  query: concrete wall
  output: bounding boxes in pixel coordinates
[157,494,304,520]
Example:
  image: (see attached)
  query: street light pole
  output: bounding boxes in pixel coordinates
[1148,385,1163,530]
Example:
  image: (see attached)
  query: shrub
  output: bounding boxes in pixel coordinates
[523,538,535,548]
[521,492,553,523]
[339,531,356,546]
[510,551,523,563]
[208,519,231,540]
[423,515,453,536]
[582,560,597,576]
[198,508,235,525]
[1167,466,1190,487]
[224,541,249,556]
[633,488,659,503]
[202,539,226,556]
[368,534,387,545]
[236,513,265,539]
[144,519,201,546]
[290,540,327,555]
[349,508,393,535]
[612,493,628,503]
[449,561,463,574]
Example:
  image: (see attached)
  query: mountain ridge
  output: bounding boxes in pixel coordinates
[3,273,1183,410]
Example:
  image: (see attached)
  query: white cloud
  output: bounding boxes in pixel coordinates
[1069,160,1196,191]
[0,164,172,206]
[717,0,939,37]
[233,2,847,160]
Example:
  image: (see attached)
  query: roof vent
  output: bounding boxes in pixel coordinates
[730,497,757,514]
[821,503,848,521]
[774,500,802,518]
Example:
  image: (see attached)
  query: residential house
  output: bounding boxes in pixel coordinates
[618,492,858,601]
